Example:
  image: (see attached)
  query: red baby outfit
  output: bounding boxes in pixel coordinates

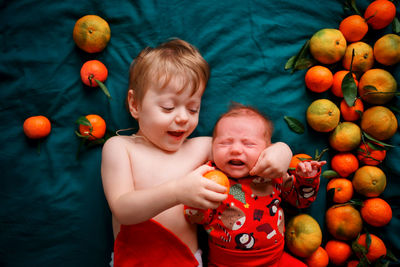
[184,165,321,267]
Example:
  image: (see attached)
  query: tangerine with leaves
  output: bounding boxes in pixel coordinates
[331,70,358,98]
[304,246,329,267]
[342,42,374,73]
[358,68,397,105]
[326,178,354,203]
[340,98,364,122]
[309,28,347,64]
[361,106,398,141]
[204,170,230,193]
[78,114,106,141]
[305,66,333,93]
[306,99,340,132]
[23,115,51,139]
[352,165,386,197]
[285,213,322,258]
[339,15,368,43]
[361,197,392,227]
[326,204,363,241]
[356,233,387,263]
[374,34,400,66]
[81,60,108,87]
[329,122,362,152]
[331,152,359,177]
[73,15,111,53]
[357,142,386,166]
[364,0,397,30]
[325,240,352,266]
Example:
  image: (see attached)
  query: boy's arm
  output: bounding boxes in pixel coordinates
[250,142,293,179]
[282,161,326,208]
[101,136,227,225]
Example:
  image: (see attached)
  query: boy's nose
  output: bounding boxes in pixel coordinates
[175,108,189,124]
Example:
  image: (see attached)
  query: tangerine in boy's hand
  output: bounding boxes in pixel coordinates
[204,170,230,193]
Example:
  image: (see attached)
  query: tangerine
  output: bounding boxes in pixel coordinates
[305,66,333,93]
[364,0,397,30]
[289,153,313,171]
[23,115,52,139]
[326,204,363,241]
[326,178,354,203]
[342,42,374,73]
[352,165,386,197]
[73,15,111,53]
[339,15,369,43]
[306,99,340,132]
[329,122,361,152]
[358,68,397,105]
[325,239,352,266]
[80,60,108,87]
[340,98,364,122]
[304,246,329,267]
[360,106,398,141]
[309,28,347,64]
[361,197,392,227]
[331,152,359,178]
[78,114,106,141]
[357,233,387,263]
[331,70,358,98]
[203,170,230,193]
[357,142,386,166]
[285,214,322,258]
[374,34,400,66]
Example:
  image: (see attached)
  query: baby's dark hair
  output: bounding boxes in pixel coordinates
[213,102,274,140]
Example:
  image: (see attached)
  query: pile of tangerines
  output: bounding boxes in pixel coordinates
[286,0,398,266]
[23,15,111,147]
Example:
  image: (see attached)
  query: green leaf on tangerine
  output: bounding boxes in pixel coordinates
[284,116,305,134]
[342,72,357,107]
[95,79,112,99]
[76,116,91,126]
[392,17,400,34]
[322,170,339,179]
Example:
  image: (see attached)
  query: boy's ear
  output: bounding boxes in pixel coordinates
[127,89,139,119]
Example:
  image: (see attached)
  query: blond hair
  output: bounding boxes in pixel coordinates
[127,38,210,106]
[213,103,274,141]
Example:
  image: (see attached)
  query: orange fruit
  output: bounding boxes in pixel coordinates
[78,114,106,141]
[304,246,329,267]
[80,60,108,87]
[342,42,374,73]
[325,239,352,266]
[340,98,364,122]
[358,68,397,105]
[204,170,230,192]
[305,66,333,93]
[357,142,386,166]
[309,28,347,64]
[374,34,400,66]
[339,15,369,43]
[73,15,111,53]
[347,260,359,267]
[289,153,313,171]
[326,178,354,203]
[331,70,358,98]
[285,214,322,258]
[364,0,397,30]
[329,122,362,152]
[352,165,386,197]
[361,197,392,227]
[306,99,340,132]
[331,152,359,178]
[360,106,398,141]
[23,115,52,139]
[356,233,387,263]
[326,204,363,241]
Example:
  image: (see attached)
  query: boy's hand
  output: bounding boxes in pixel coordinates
[250,142,293,179]
[296,160,326,177]
[175,165,228,210]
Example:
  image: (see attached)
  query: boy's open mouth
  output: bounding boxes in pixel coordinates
[168,131,185,138]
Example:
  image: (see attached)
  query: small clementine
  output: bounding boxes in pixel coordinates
[305,66,333,93]
[78,114,107,141]
[340,98,364,122]
[326,178,354,203]
[364,0,397,30]
[357,142,386,166]
[325,239,352,266]
[331,152,359,178]
[204,170,230,193]
[23,115,51,139]
[357,233,387,263]
[361,197,392,227]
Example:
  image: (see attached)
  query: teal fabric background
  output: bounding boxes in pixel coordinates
[0,0,399,266]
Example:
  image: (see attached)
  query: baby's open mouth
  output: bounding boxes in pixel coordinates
[229,159,245,166]
[168,131,184,137]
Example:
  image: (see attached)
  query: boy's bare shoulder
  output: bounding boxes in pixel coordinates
[102,135,135,153]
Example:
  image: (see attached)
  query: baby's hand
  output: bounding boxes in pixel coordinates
[175,165,228,210]
[296,160,326,177]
